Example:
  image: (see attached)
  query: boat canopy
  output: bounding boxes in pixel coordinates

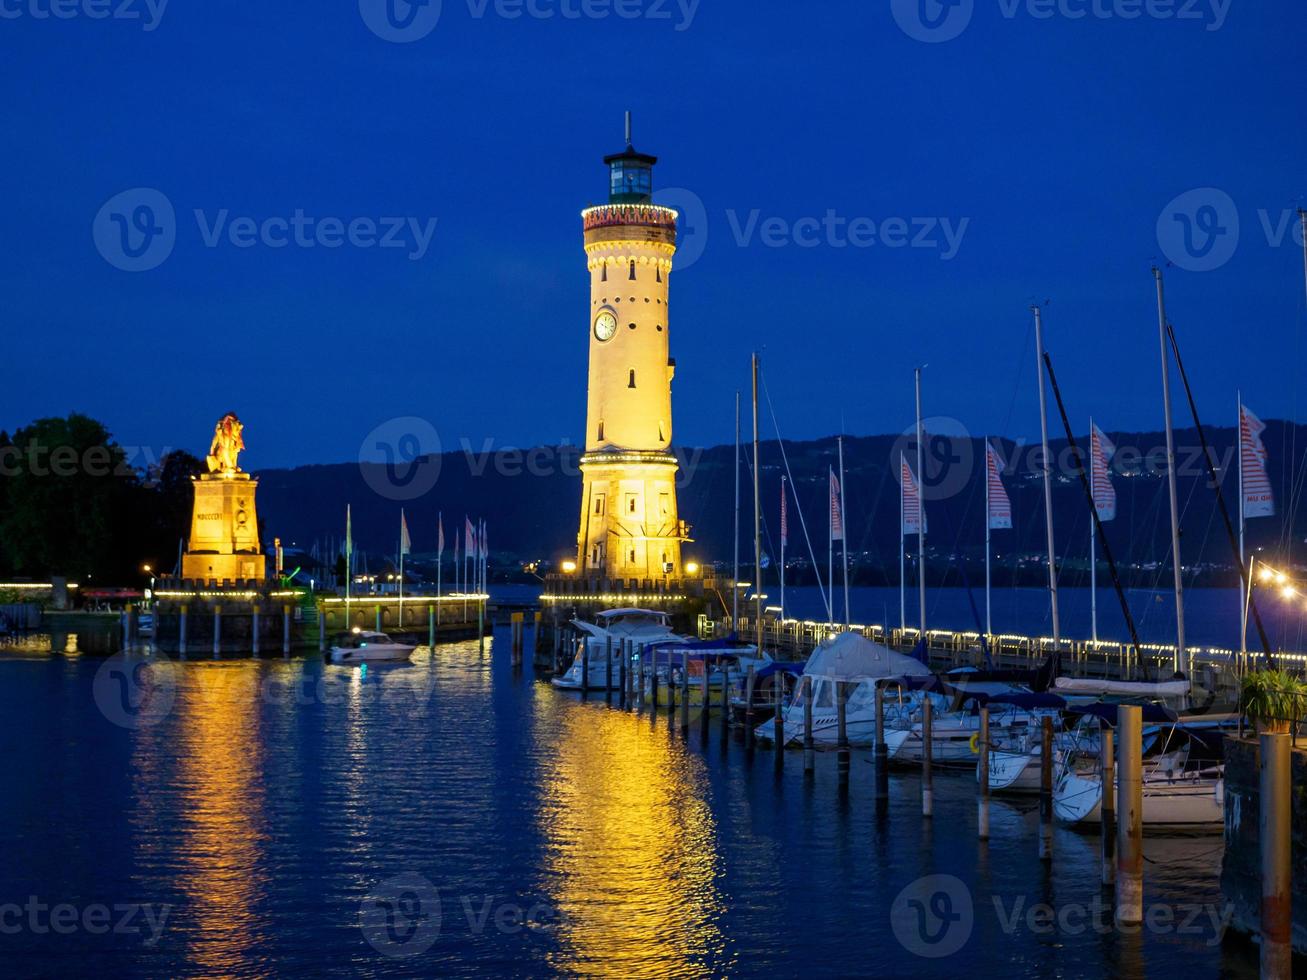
[1066,701,1179,725]
[801,632,932,681]
[1054,677,1190,698]
[754,661,805,680]
[967,691,1067,710]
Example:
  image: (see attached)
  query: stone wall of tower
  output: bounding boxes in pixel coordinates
[576,204,685,580]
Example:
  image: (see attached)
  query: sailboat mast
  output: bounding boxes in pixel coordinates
[985,439,992,640]
[1238,390,1245,661]
[780,475,786,620]
[1090,418,1098,645]
[914,368,926,634]
[1154,267,1186,674]
[839,435,850,627]
[1032,306,1061,646]
[752,353,762,653]
[733,390,740,627]
[899,452,906,632]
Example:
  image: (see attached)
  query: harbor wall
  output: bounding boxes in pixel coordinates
[1220,736,1307,955]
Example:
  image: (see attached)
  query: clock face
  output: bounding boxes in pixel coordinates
[594,311,617,342]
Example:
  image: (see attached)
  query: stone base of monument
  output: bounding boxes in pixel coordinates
[151,578,306,656]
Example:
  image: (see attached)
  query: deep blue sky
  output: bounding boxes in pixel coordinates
[4,1,1305,469]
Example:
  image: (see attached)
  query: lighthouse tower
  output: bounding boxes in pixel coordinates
[576,118,688,581]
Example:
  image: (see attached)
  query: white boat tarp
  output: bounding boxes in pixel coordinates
[802,632,932,681]
[1054,676,1191,698]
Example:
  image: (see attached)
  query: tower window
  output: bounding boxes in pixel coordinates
[628,322,637,331]
[597,421,604,441]
[656,267,662,283]
[629,549,636,564]
[629,260,636,280]
[628,369,636,388]
[626,494,637,514]
[594,495,605,516]
[656,324,663,331]
[658,421,666,442]
[601,264,607,282]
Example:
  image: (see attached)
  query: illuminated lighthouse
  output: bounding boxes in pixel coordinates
[576,117,689,581]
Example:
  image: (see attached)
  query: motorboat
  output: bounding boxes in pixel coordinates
[329,628,416,663]
[754,632,931,747]
[888,689,1065,767]
[552,608,684,691]
[648,638,771,703]
[1052,703,1227,829]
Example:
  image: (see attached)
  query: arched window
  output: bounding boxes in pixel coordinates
[601,264,607,282]
[628,369,636,388]
[597,420,604,441]
[629,260,636,280]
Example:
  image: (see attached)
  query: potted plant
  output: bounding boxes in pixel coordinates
[1240,669,1307,735]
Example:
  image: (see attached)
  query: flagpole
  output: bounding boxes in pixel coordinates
[1154,267,1186,674]
[839,436,850,628]
[398,510,405,613]
[1089,421,1098,645]
[1032,306,1061,649]
[733,390,740,629]
[345,504,352,626]
[827,466,834,625]
[751,353,762,654]
[914,367,926,635]
[985,440,992,641]
[437,512,443,626]
[899,451,906,633]
[1238,393,1245,663]
[779,475,786,621]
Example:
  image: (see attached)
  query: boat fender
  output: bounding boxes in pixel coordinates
[969,733,981,755]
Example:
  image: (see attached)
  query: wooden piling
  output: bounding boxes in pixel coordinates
[1260,732,1292,980]
[978,707,990,840]
[213,605,222,659]
[1039,715,1054,862]
[836,681,850,783]
[744,664,757,734]
[318,610,327,653]
[580,637,589,692]
[803,675,814,773]
[429,605,436,651]
[618,639,627,708]
[721,665,731,737]
[1116,704,1143,924]
[700,657,709,724]
[922,696,933,818]
[1100,727,1115,885]
[650,655,659,709]
[605,636,614,699]
[875,683,889,802]
[252,605,261,655]
[178,604,188,657]
[375,605,382,632]
[679,650,690,731]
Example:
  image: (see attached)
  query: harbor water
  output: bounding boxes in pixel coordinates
[0,620,1261,978]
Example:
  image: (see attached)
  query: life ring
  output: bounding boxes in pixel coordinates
[969,733,981,755]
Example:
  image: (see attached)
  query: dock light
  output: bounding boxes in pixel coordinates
[561,560,577,574]
[1275,571,1288,585]
[1282,585,1297,600]
[685,561,699,575]
[1260,567,1275,582]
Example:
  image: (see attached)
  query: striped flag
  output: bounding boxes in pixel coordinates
[986,441,1012,530]
[465,516,477,558]
[1240,403,1274,518]
[345,504,353,563]
[901,456,926,535]
[780,479,788,547]
[399,509,412,556]
[1089,423,1117,521]
[829,469,843,541]
[437,512,445,556]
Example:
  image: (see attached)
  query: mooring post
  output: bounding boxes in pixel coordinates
[252,604,261,655]
[836,681,850,784]
[773,673,785,748]
[123,604,133,648]
[375,605,382,633]
[744,664,757,737]
[1100,726,1116,885]
[650,653,659,710]
[680,650,690,731]
[700,657,710,731]
[605,636,614,699]
[477,599,484,653]
[282,604,291,656]
[978,707,991,840]
[922,696,934,818]
[1116,704,1144,924]
[1040,714,1054,862]
[213,604,222,659]
[1261,732,1292,980]
[618,639,627,708]
[429,605,436,651]
[803,675,815,773]
[875,683,889,803]
[179,604,188,657]
[318,609,327,653]
[580,637,589,692]
[721,665,732,737]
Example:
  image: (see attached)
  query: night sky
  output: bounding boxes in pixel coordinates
[4,1,1305,470]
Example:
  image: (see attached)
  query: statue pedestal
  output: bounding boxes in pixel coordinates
[181,473,265,582]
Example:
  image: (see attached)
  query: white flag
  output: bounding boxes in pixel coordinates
[399,509,412,556]
[829,469,844,542]
[986,441,1012,530]
[901,456,926,535]
[1240,404,1274,519]
[1090,423,1117,522]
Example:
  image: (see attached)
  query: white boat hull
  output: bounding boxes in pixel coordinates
[329,644,415,663]
[1054,768,1224,828]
